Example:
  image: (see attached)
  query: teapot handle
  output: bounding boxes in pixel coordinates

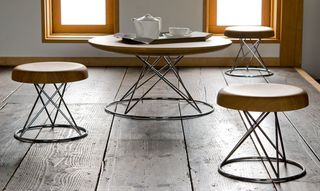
[156,17,162,31]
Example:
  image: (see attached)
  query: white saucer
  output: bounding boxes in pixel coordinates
[163,33,192,38]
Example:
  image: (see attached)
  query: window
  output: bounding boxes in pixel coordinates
[217,0,265,26]
[43,0,118,41]
[205,0,278,37]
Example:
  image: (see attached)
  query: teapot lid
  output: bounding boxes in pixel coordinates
[136,14,159,21]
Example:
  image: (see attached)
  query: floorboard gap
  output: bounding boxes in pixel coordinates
[179,104,195,191]
[0,84,23,104]
[2,141,34,190]
[94,110,116,191]
[94,67,128,191]
[263,71,320,163]
[283,113,320,163]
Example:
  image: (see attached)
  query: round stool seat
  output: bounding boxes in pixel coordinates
[217,83,308,112]
[224,26,274,39]
[12,62,88,84]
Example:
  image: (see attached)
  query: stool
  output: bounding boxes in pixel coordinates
[12,62,88,143]
[217,83,308,183]
[224,26,274,77]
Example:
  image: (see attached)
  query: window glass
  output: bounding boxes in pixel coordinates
[61,0,106,25]
[217,0,262,26]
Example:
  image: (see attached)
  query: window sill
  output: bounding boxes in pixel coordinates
[43,33,280,44]
[43,33,111,43]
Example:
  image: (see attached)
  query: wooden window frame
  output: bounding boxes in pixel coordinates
[42,0,119,42]
[205,0,280,40]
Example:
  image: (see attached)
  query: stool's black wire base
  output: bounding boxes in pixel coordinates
[218,156,306,183]
[225,38,273,77]
[218,111,306,183]
[225,67,273,78]
[14,124,87,143]
[105,97,214,120]
[15,83,87,143]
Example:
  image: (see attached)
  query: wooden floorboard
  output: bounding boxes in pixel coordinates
[0,73,48,190]
[0,67,21,108]
[64,67,127,104]
[262,68,320,190]
[0,67,319,191]
[4,104,115,191]
[97,68,192,191]
[265,68,320,160]
[0,103,42,190]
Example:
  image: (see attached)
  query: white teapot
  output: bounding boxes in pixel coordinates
[132,14,161,39]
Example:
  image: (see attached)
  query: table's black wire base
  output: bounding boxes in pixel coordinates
[225,38,273,77]
[105,97,214,120]
[15,83,88,143]
[108,55,214,120]
[218,112,306,183]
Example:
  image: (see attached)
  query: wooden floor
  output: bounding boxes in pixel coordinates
[0,67,320,191]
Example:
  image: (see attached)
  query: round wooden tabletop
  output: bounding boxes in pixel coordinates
[224,26,275,39]
[88,35,232,56]
[217,83,309,112]
[12,62,88,84]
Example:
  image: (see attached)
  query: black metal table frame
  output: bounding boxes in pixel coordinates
[105,55,214,120]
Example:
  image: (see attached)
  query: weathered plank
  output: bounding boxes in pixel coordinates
[0,69,45,190]
[0,67,21,107]
[257,111,320,191]
[179,67,276,191]
[265,68,320,160]
[0,103,42,190]
[261,68,320,190]
[64,67,127,104]
[3,67,126,191]
[97,67,192,191]
[3,104,113,191]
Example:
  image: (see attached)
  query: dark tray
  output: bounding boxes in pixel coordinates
[120,32,213,44]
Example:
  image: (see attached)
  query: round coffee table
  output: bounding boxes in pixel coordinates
[89,35,232,120]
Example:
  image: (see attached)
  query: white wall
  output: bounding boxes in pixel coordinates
[301,0,320,79]
[0,0,279,57]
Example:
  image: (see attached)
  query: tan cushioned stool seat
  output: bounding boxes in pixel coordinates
[217,83,308,112]
[12,62,88,84]
[224,26,275,39]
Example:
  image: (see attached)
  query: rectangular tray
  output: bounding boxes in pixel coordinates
[120,32,213,44]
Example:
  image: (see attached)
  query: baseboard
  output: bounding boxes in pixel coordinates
[295,68,320,92]
[0,57,280,67]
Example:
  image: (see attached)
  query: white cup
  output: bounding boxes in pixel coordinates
[169,27,190,36]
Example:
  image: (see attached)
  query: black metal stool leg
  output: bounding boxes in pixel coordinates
[218,111,306,183]
[14,83,87,143]
[225,38,273,77]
